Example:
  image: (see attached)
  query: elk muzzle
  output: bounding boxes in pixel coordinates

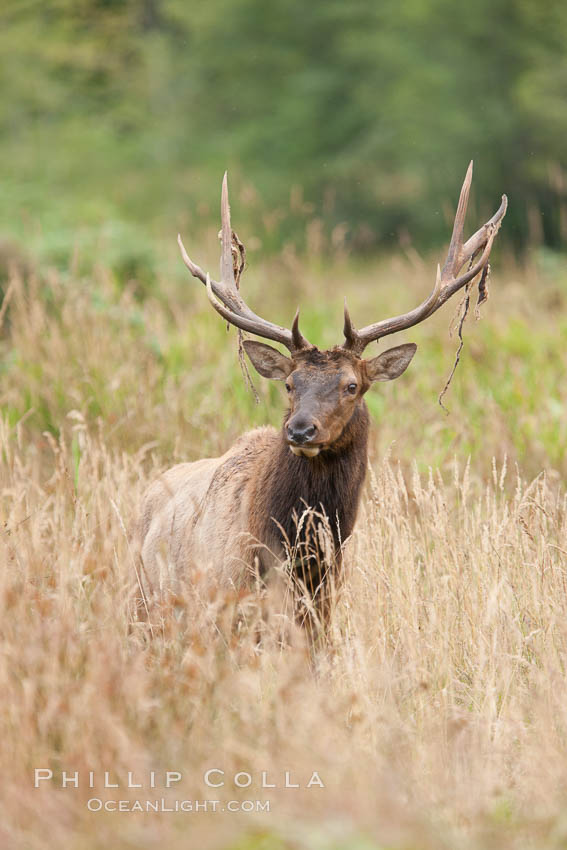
[286,417,321,458]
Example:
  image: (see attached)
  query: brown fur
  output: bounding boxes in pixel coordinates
[249,402,368,589]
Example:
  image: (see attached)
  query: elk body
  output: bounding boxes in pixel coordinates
[138,164,506,607]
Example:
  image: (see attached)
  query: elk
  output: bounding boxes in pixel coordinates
[137,164,506,610]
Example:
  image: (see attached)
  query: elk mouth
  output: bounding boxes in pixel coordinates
[289,445,321,458]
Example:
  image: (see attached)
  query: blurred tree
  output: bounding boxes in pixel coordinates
[0,0,566,256]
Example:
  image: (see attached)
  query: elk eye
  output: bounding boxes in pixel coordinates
[347,383,357,395]
[285,383,292,393]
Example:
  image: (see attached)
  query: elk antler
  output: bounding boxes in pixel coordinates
[342,162,508,355]
[178,173,311,353]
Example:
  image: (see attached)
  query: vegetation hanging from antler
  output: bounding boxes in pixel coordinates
[437,260,492,412]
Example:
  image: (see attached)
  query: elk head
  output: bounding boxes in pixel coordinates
[178,165,507,458]
[241,342,416,457]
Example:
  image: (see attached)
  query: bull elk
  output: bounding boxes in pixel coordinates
[137,163,507,611]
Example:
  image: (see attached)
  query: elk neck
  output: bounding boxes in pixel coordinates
[249,400,370,569]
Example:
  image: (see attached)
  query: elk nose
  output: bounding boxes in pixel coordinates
[287,422,317,445]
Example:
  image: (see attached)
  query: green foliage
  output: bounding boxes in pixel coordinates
[1,0,567,269]
[0,253,565,483]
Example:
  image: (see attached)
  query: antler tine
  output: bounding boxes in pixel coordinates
[220,171,235,287]
[177,233,207,284]
[178,174,312,353]
[341,163,507,355]
[291,308,310,349]
[343,298,357,347]
[460,193,508,269]
[442,160,473,277]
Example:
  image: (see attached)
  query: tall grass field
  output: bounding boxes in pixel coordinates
[1,230,567,849]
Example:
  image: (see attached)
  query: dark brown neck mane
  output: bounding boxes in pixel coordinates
[249,402,369,591]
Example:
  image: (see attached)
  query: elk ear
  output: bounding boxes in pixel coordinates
[243,340,293,381]
[365,343,417,382]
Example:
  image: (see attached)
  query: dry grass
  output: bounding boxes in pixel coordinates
[0,249,566,849]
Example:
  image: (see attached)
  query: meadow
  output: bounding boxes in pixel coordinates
[0,218,566,850]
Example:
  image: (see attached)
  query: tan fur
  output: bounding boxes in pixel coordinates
[139,426,278,596]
